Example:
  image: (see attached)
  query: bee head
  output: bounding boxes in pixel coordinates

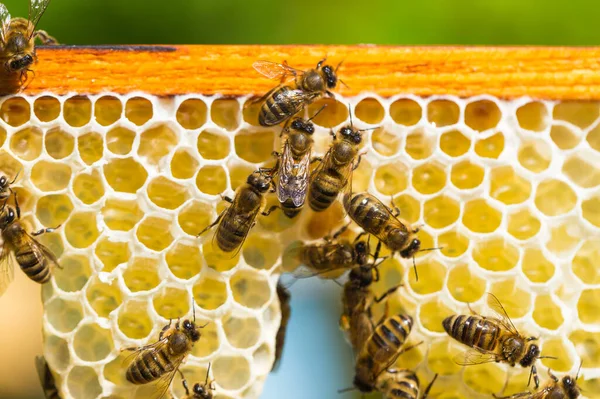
[0,206,15,228]
[247,173,271,193]
[7,54,34,73]
[354,240,368,255]
[562,375,581,398]
[182,319,201,342]
[290,118,315,135]
[339,126,362,144]
[519,343,540,367]
[193,383,212,399]
[349,264,373,287]
[0,176,7,189]
[321,64,337,89]
[398,237,420,258]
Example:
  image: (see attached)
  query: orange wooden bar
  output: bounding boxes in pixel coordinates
[19,45,600,99]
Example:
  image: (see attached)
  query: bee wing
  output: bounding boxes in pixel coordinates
[486,292,521,336]
[453,349,498,366]
[28,0,52,37]
[0,4,11,44]
[252,60,304,81]
[277,143,311,207]
[0,239,15,297]
[147,354,187,399]
[24,232,61,270]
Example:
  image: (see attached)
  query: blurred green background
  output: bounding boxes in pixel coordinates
[0,1,597,399]
[3,0,600,45]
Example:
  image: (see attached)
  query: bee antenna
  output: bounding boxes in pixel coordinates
[308,104,328,121]
[347,104,353,128]
[539,355,558,360]
[192,298,196,323]
[575,361,583,380]
[335,58,345,73]
[358,126,379,133]
[412,256,419,282]
[337,386,356,394]
[419,247,442,253]
[9,169,21,185]
[205,363,211,385]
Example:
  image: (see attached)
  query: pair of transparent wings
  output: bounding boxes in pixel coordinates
[0,0,52,43]
[253,60,305,82]
[455,293,525,366]
[277,141,311,207]
[0,226,60,297]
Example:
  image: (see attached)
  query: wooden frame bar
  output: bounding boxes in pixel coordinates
[22,45,600,99]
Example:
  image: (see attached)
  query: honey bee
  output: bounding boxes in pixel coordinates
[493,365,582,399]
[443,293,555,389]
[124,315,207,399]
[35,356,61,399]
[0,198,60,297]
[344,192,438,281]
[0,0,57,81]
[309,109,372,212]
[180,364,215,399]
[273,278,291,371]
[376,370,438,399]
[353,313,419,394]
[0,171,19,202]
[266,106,326,218]
[197,171,277,253]
[251,58,341,126]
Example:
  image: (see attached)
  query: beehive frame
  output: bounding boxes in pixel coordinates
[0,45,599,399]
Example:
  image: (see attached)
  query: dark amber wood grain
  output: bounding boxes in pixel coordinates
[16,45,600,99]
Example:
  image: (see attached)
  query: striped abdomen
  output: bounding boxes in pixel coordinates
[366,314,413,363]
[302,242,354,272]
[126,346,175,384]
[16,244,50,283]
[377,369,419,399]
[443,315,501,353]
[344,192,391,236]
[215,214,252,253]
[281,199,301,218]
[308,170,346,212]
[259,86,304,126]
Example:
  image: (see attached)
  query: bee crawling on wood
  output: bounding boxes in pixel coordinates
[250,58,343,127]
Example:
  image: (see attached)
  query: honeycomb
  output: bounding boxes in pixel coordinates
[1,92,598,399]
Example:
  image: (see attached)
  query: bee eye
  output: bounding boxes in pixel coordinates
[9,60,20,70]
[0,177,6,185]
[183,320,192,329]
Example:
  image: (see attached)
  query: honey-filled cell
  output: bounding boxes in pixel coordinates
[136,216,174,251]
[371,127,402,157]
[0,96,30,126]
[228,163,255,191]
[147,176,189,210]
[427,339,463,376]
[418,299,454,333]
[196,165,227,195]
[550,124,581,150]
[303,200,345,241]
[474,132,504,159]
[439,129,471,157]
[518,139,552,173]
[412,161,447,194]
[450,160,484,190]
[507,208,541,240]
[202,241,240,273]
[438,230,469,258]
[582,196,600,227]
[178,200,213,236]
[63,96,92,127]
[424,195,460,229]
[170,148,200,179]
[64,211,100,248]
[355,97,384,124]
[588,123,600,152]
[152,286,190,320]
[138,124,178,164]
[243,233,281,270]
[534,179,577,217]
[352,157,373,193]
[165,241,203,280]
[33,96,61,122]
[103,157,148,193]
[390,98,421,126]
[553,100,600,129]
[407,259,446,295]
[212,355,251,391]
[462,199,502,233]
[427,99,460,127]
[546,222,581,255]
[447,263,486,303]
[31,161,71,191]
[516,101,549,132]
[102,198,143,231]
[0,126,5,147]
[578,288,600,324]
[125,96,153,125]
[488,281,530,319]
[563,153,600,188]
[391,194,420,224]
[45,128,74,161]
[374,162,408,195]
[117,300,153,340]
[106,126,135,155]
[235,129,275,163]
[95,237,130,272]
[86,276,123,318]
[177,98,207,129]
[572,240,600,285]
[66,366,102,399]
[123,257,161,293]
[35,194,73,227]
[405,128,435,159]
[306,98,348,128]
[462,363,506,395]
[521,248,555,283]
[569,329,600,369]
[191,320,220,358]
[94,95,123,126]
[78,132,104,165]
[473,237,519,272]
[539,338,573,372]
[10,126,43,161]
[223,312,261,349]
[54,254,91,292]
[532,294,564,330]
[193,276,228,310]
[211,98,241,131]
[72,169,105,205]
[197,129,231,160]
[464,99,501,132]
[489,166,531,205]
[230,270,271,309]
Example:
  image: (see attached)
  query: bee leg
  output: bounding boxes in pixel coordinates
[373,283,402,304]
[422,374,438,399]
[329,129,336,139]
[180,368,190,396]
[310,156,322,164]
[492,392,532,399]
[316,57,327,69]
[352,154,362,171]
[158,319,173,340]
[396,340,424,357]
[331,222,351,240]
[353,231,368,244]
[31,225,61,236]
[390,196,401,217]
[34,30,58,45]
[261,205,279,217]
[13,190,20,219]
[197,210,226,237]
[528,365,540,389]
[220,195,233,204]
